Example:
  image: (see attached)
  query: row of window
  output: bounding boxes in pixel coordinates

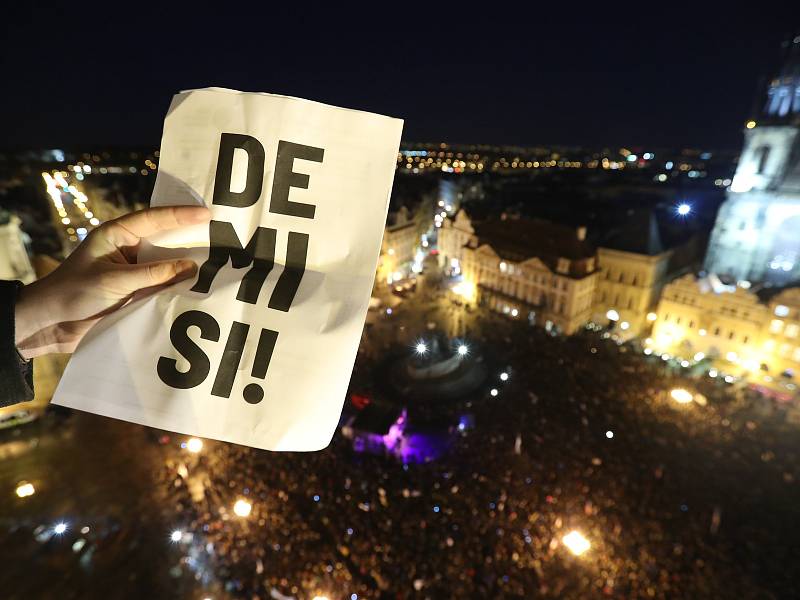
[662,313,751,344]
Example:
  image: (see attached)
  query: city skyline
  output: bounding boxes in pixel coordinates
[1,8,796,150]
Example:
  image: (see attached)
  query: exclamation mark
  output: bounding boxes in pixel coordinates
[211,321,250,398]
[243,328,279,404]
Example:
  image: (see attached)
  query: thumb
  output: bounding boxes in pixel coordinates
[117,259,198,292]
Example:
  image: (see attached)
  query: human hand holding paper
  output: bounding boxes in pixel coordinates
[16,206,211,358]
[52,88,403,451]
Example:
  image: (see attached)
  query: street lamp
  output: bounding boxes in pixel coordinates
[562,530,591,556]
[233,499,252,518]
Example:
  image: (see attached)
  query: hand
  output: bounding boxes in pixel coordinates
[15,205,211,359]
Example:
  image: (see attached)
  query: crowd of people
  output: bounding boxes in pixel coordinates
[157,308,800,599]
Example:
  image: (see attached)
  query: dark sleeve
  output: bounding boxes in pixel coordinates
[0,280,34,408]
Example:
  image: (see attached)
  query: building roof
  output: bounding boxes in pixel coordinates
[599,209,665,256]
[471,217,594,265]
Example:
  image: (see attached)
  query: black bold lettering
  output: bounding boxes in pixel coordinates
[157,310,220,389]
[212,133,265,208]
[211,321,250,398]
[269,140,324,219]
[191,220,277,304]
[268,231,309,312]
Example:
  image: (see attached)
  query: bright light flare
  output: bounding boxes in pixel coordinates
[186,437,203,453]
[233,499,252,518]
[676,203,691,216]
[415,342,427,355]
[170,529,182,542]
[54,522,68,535]
[457,344,468,356]
[499,372,509,382]
[15,482,35,498]
[670,388,693,404]
[562,530,591,556]
[606,309,619,321]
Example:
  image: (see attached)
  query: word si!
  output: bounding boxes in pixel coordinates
[157,133,324,404]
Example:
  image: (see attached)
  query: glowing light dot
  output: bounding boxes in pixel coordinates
[677,203,691,216]
[746,120,756,129]
[562,530,591,556]
[15,482,35,498]
[490,388,499,397]
[233,499,252,517]
[606,430,614,439]
[170,530,182,542]
[606,309,619,321]
[186,437,203,453]
[89,217,100,226]
[670,388,693,404]
[646,312,657,322]
[54,523,68,535]
[499,372,509,382]
[61,217,70,225]
[415,342,427,355]
[457,344,468,356]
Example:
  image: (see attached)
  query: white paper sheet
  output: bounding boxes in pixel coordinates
[52,88,403,451]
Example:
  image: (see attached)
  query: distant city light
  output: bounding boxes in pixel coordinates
[490,388,499,397]
[606,309,619,321]
[457,344,468,356]
[186,437,203,453]
[670,388,693,404]
[415,342,427,355]
[499,372,509,382]
[15,482,35,498]
[646,312,657,322]
[676,203,692,216]
[170,529,182,542]
[54,522,68,535]
[233,499,252,518]
[562,530,591,556]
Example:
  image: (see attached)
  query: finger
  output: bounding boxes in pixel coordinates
[109,206,211,244]
[115,259,198,292]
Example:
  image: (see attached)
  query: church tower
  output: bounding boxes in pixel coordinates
[705,35,800,285]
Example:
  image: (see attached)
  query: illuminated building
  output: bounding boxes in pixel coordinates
[705,36,800,284]
[651,274,769,372]
[592,210,702,337]
[377,206,420,285]
[762,288,800,376]
[0,210,35,283]
[447,211,597,334]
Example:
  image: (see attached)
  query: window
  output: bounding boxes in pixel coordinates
[775,305,790,317]
[756,145,771,175]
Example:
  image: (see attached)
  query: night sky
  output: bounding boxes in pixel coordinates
[1,7,795,150]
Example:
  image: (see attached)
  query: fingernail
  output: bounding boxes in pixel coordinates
[189,206,212,222]
[175,260,197,276]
